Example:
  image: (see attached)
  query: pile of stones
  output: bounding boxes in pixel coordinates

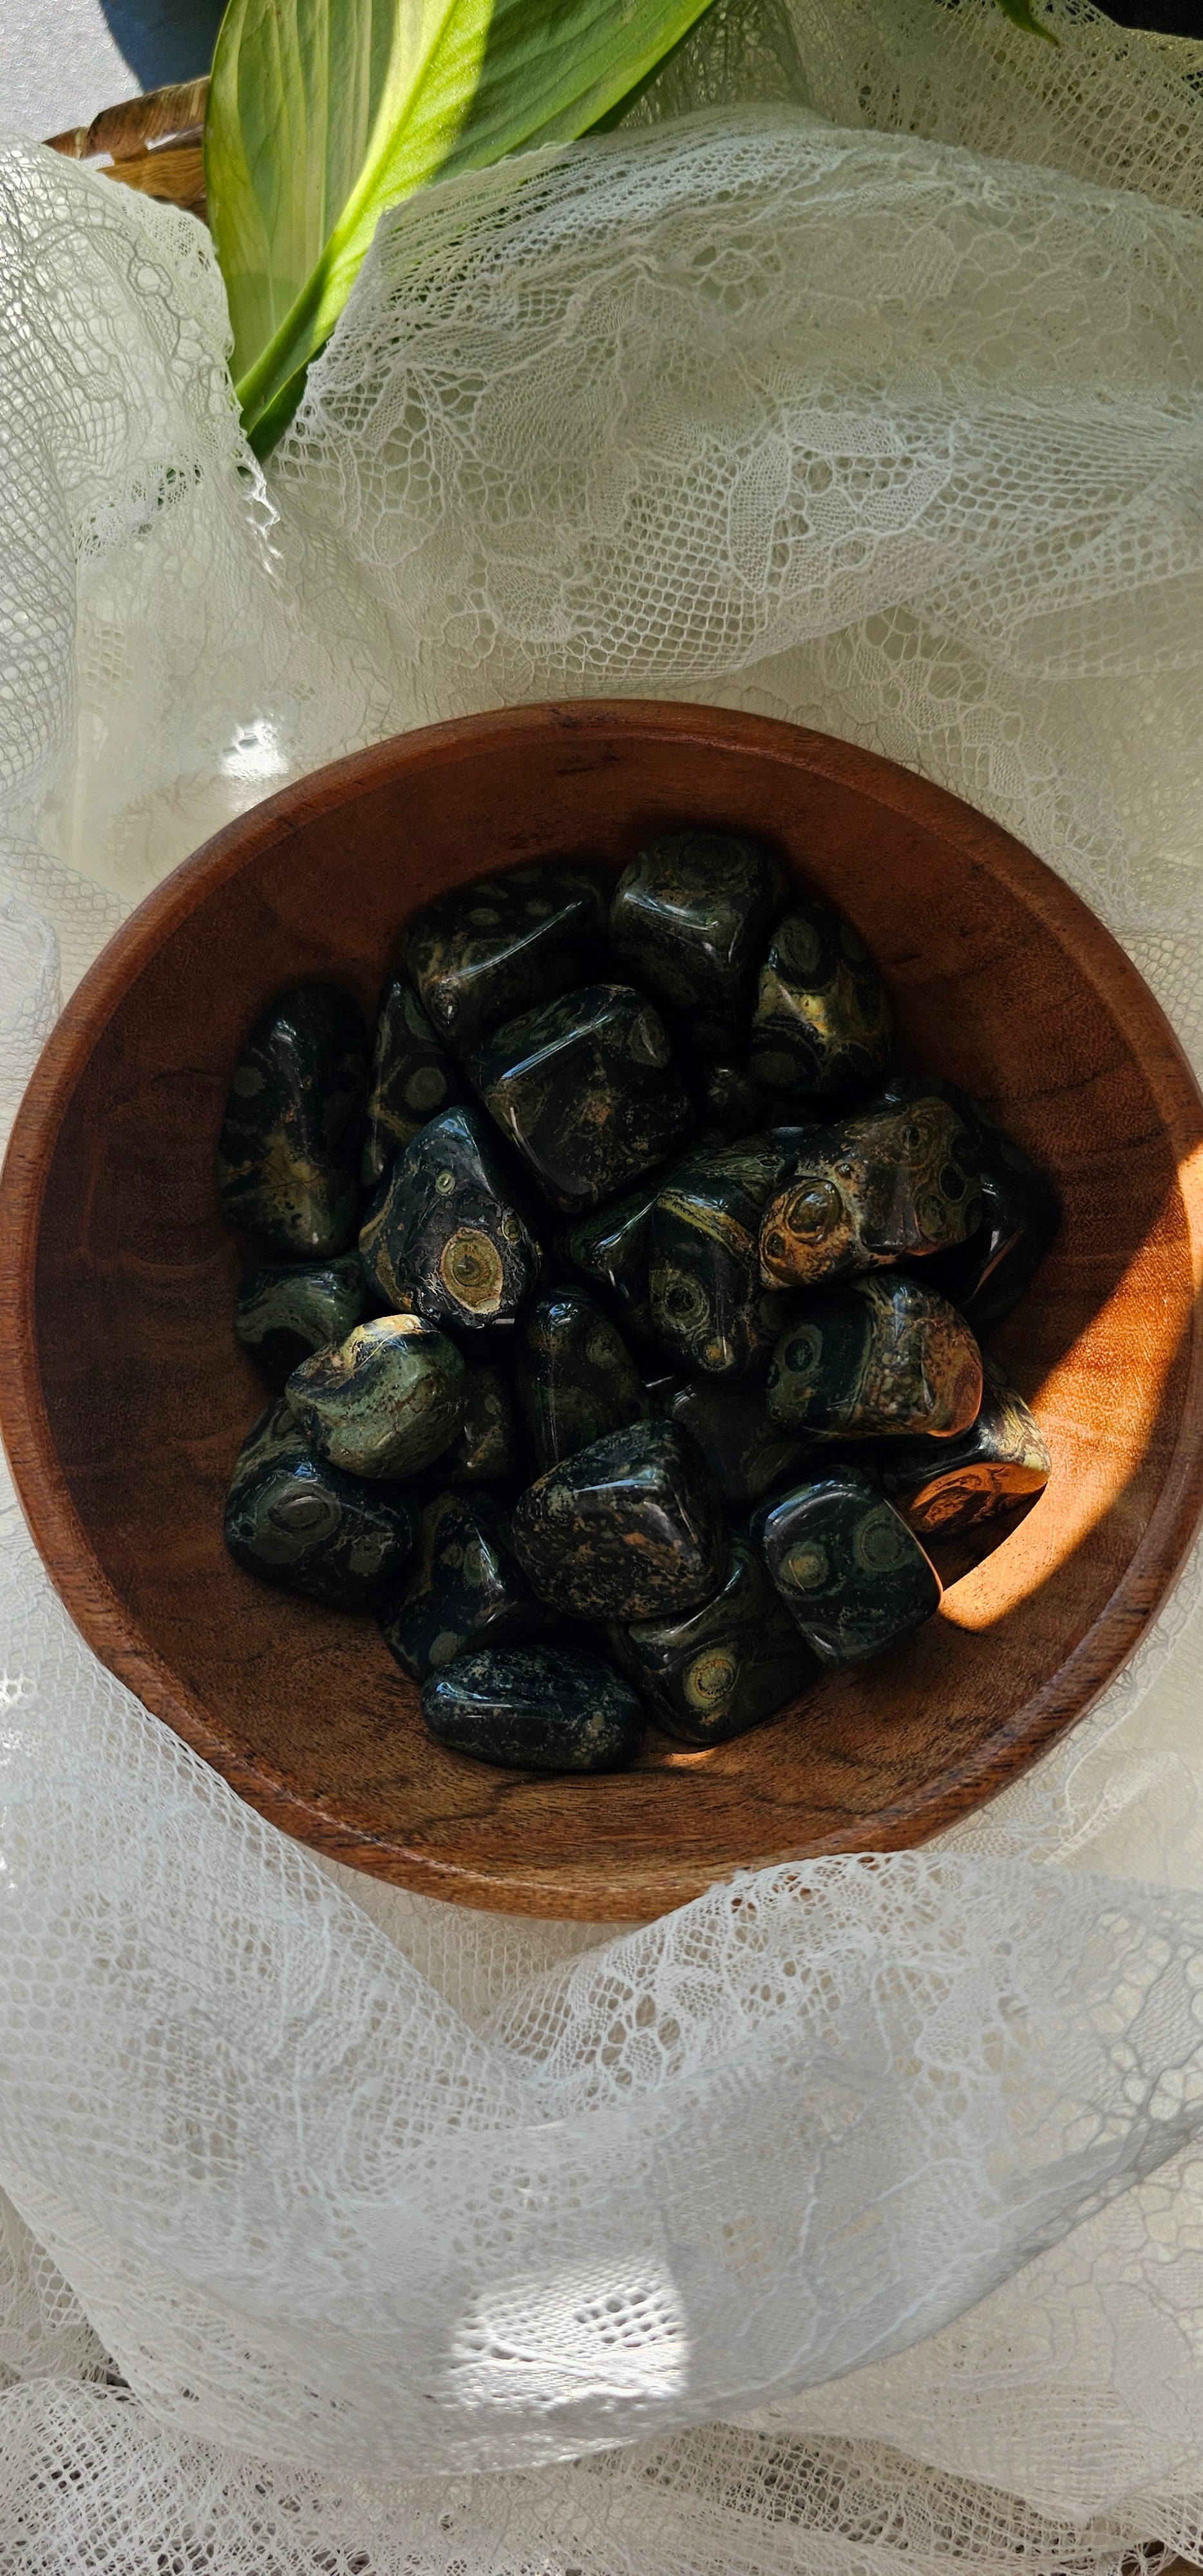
[218,835,1056,1772]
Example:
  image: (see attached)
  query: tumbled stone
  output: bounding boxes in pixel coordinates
[610,1537,814,1744]
[610,831,782,1054]
[871,1356,1051,1537]
[378,1490,552,1680]
[421,1644,645,1772]
[286,1314,467,1478]
[234,1253,366,1390]
[692,1059,791,1144]
[512,1418,728,1621]
[923,1093,1060,1325]
[405,865,607,1056]
[649,1134,797,1379]
[752,1468,941,1663]
[363,974,462,1188]
[359,1105,540,1329]
[216,983,367,1257]
[556,1171,667,1350]
[432,1361,524,1488]
[748,899,891,1104]
[759,1085,983,1289]
[470,983,692,1215]
[668,1380,806,1510]
[224,1399,415,1607]
[766,1274,983,1440]
[518,1287,648,1474]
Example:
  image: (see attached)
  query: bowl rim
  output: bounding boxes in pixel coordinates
[3,696,1203,1913]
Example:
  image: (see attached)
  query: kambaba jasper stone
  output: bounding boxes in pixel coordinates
[667,1379,806,1510]
[224,1399,416,1607]
[518,1286,648,1475]
[610,1537,814,1744]
[378,1488,553,1681]
[363,974,462,1187]
[359,1104,540,1329]
[431,1361,524,1488]
[871,1355,1051,1537]
[752,1468,942,1663]
[556,1167,677,1350]
[766,1273,983,1441]
[234,1253,366,1389]
[421,1645,645,1773]
[649,1133,797,1379]
[511,1417,728,1621]
[922,1092,1061,1325]
[610,830,782,1055]
[405,864,607,1056]
[470,981,692,1215]
[285,1314,468,1479]
[216,982,367,1257]
[758,1086,983,1289]
[749,898,891,1104]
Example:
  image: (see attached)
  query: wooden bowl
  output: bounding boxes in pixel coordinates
[3,701,1202,1920]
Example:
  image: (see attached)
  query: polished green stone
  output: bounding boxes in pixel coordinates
[692,1059,794,1143]
[405,866,607,1056]
[668,1379,806,1509]
[378,1489,553,1681]
[555,1171,668,1351]
[234,1254,367,1390]
[469,982,692,1215]
[286,1314,468,1478]
[758,1085,983,1289]
[359,1104,541,1330]
[431,1361,524,1488]
[649,1133,797,1379]
[224,1398,415,1607]
[766,1274,983,1440]
[609,1537,814,1744]
[752,1468,941,1663]
[518,1287,649,1474]
[363,974,462,1188]
[421,1645,645,1772]
[512,1417,728,1621]
[748,900,891,1104]
[610,831,782,1055]
[919,1087,1061,1325]
[216,983,367,1257]
[871,1356,1051,1537]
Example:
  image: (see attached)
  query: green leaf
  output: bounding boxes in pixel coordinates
[992,0,1060,43]
[205,0,719,456]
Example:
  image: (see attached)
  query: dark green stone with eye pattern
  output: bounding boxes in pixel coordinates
[235,1254,366,1389]
[286,1314,468,1479]
[377,1488,554,1681]
[224,1399,416,1607]
[359,1104,540,1329]
[759,1084,983,1290]
[668,1379,806,1509]
[469,983,692,1215]
[428,1361,524,1490]
[421,1644,645,1772]
[518,1287,648,1474]
[363,974,463,1187]
[871,1354,1051,1537]
[766,1273,982,1440]
[556,1170,672,1350]
[752,1468,941,1663]
[216,983,367,1257]
[692,1059,797,1144]
[404,866,607,1056]
[610,831,782,1056]
[916,1085,1061,1325]
[609,1537,815,1744]
[512,1417,728,1621]
[749,900,891,1105]
[649,1133,797,1380]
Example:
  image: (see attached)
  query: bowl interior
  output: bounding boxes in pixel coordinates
[6,703,1203,1918]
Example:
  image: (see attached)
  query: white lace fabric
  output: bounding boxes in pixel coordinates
[3,4,1203,2568]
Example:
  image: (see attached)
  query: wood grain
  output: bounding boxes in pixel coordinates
[2,701,1202,1919]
